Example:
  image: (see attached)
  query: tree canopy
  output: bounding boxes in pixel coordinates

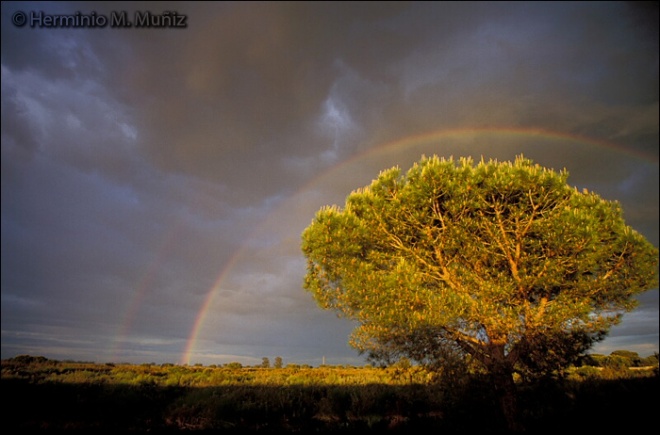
[301,155,658,429]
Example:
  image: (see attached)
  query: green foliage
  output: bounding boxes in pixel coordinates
[610,350,640,359]
[610,350,641,366]
[301,155,659,383]
[225,362,243,369]
[10,355,51,365]
[580,353,605,367]
[641,353,659,367]
[581,351,658,371]
[569,365,602,379]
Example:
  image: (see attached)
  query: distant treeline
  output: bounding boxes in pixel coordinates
[582,350,658,368]
[1,351,658,389]
[5,349,658,369]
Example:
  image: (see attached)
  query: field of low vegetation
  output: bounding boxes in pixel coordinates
[2,352,657,433]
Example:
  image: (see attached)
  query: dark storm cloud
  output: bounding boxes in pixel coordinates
[2,1,657,364]
[387,2,658,155]
[84,2,425,202]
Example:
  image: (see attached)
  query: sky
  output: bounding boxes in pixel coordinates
[1,1,658,366]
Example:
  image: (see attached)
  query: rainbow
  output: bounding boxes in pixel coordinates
[111,221,182,362]
[334,126,656,170]
[180,251,245,364]
[180,126,656,365]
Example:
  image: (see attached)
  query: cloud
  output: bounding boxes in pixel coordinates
[2,1,657,365]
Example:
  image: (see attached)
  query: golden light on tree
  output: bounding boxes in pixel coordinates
[301,155,658,430]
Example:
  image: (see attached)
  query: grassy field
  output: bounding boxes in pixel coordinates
[2,355,657,433]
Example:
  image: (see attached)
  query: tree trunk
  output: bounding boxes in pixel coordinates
[491,367,524,432]
[486,343,525,433]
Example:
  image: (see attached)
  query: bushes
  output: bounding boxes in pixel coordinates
[2,355,658,433]
[166,384,445,432]
[581,351,659,369]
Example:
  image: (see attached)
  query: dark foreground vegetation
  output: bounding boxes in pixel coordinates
[2,353,658,434]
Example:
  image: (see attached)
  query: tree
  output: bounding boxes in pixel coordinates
[274,356,283,369]
[641,352,659,367]
[301,155,658,431]
[610,350,641,367]
[261,357,271,368]
[225,362,242,369]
